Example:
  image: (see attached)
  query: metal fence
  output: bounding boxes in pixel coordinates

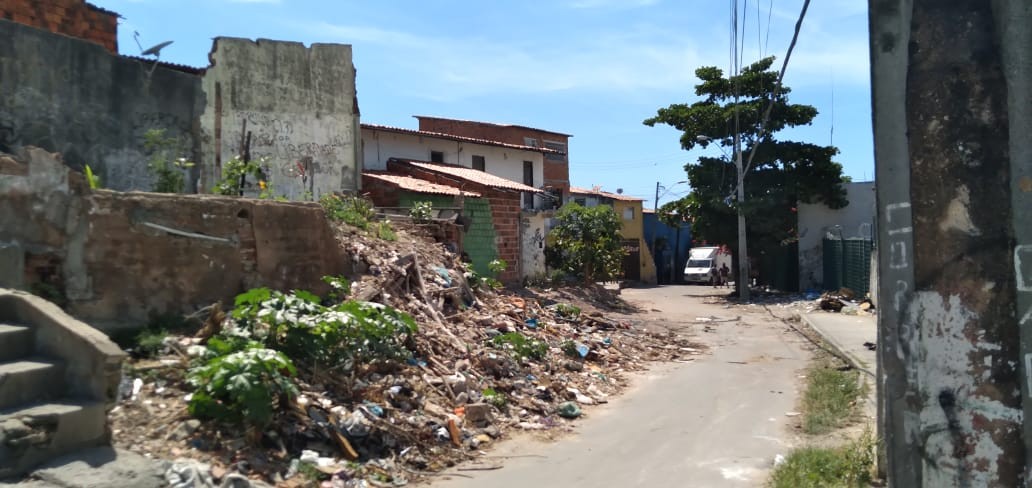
[822,237,874,295]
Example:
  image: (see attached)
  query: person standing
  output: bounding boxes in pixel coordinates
[710,266,719,288]
[719,263,730,288]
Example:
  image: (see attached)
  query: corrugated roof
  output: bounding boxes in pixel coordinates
[568,186,644,202]
[362,124,564,155]
[413,115,572,138]
[363,172,481,197]
[390,159,544,193]
[122,55,205,74]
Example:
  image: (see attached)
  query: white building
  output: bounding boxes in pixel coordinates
[361,123,563,210]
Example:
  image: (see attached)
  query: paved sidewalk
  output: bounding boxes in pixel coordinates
[800,312,876,377]
[800,312,877,416]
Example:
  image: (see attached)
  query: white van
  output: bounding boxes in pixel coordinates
[683,246,732,284]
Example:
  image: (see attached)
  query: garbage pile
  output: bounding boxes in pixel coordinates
[814,288,875,315]
[109,220,702,487]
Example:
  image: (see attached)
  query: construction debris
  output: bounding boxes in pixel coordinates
[109,219,702,487]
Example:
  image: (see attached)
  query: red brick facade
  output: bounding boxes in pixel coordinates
[415,116,571,194]
[2,0,119,53]
[386,160,523,283]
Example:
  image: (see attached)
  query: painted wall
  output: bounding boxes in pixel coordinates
[520,211,549,280]
[362,127,547,208]
[0,19,204,192]
[643,211,691,284]
[200,38,360,200]
[797,181,876,291]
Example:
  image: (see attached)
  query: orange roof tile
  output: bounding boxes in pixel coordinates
[390,159,544,193]
[362,124,564,155]
[413,115,573,137]
[363,172,481,197]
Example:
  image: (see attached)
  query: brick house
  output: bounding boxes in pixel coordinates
[2,0,119,53]
[414,116,571,200]
[382,158,544,283]
[361,123,562,211]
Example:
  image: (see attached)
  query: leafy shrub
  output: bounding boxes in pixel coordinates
[227,287,418,369]
[560,340,580,358]
[409,201,434,223]
[322,275,351,303]
[144,129,195,193]
[492,332,548,361]
[553,303,582,319]
[213,155,267,196]
[487,259,507,276]
[187,346,298,428]
[376,221,397,241]
[481,387,507,408]
[547,202,625,284]
[321,194,376,230]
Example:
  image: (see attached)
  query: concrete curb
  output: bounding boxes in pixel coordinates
[799,313,877,417]
[799,313,875,379]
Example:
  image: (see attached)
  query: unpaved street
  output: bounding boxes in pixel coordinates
[430,285,810,488]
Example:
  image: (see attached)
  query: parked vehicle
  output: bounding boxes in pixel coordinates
[683,246,732,284]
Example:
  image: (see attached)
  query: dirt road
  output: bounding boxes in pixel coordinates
[428,285,811,488]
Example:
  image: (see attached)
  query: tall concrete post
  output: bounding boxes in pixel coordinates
[870,0,1030,485]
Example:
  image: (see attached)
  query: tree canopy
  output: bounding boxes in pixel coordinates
[546,203,625,284]
[644,57,847,283]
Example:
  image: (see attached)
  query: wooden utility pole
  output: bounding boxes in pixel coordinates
[870,1,1031,485]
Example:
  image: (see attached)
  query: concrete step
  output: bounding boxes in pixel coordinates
[0,324,33,363]
[0,400,108,480]
[0,359,65,411]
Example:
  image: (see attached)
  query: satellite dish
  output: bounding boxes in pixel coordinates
[141,40,174,57]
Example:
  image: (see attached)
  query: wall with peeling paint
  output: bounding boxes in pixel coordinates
[871,1,1032,485]
[797,181,875,291]
[199,38,361,199]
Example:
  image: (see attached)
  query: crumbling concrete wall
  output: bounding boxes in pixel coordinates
[0,24,361,198]
[0,147,350,331]
[199,38,361,199]
[797,181,875,291]
[0,19,204,192]
[520,211,549,280]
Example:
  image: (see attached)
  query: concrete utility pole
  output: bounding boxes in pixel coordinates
[734,130,748,300]
[870,0,1031,486]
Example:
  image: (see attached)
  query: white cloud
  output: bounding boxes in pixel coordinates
[309,3,869,101]
[314,22,715,100]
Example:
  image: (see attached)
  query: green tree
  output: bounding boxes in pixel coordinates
[547,203,625,284]
[644,57,847,285]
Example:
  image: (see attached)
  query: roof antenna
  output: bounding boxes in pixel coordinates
[133,31,174,76]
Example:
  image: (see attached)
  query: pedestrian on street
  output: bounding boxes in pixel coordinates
[720,263,730,288]
[710,266,719,288]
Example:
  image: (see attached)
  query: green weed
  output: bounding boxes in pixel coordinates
[768,429,875,488]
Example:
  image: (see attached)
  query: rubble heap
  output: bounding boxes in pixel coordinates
[110,220,701,487]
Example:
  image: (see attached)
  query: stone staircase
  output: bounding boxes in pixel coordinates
[0,290,125,479]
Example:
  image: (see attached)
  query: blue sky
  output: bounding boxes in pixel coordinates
[95,0,872,207]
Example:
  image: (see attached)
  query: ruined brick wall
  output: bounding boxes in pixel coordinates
[1,147,350,331]
[360,175,402,208]
[1,0,118,53]
[384,162,522,282]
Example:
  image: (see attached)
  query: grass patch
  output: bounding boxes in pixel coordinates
[769,429,875,488]
[801,363,864,435]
